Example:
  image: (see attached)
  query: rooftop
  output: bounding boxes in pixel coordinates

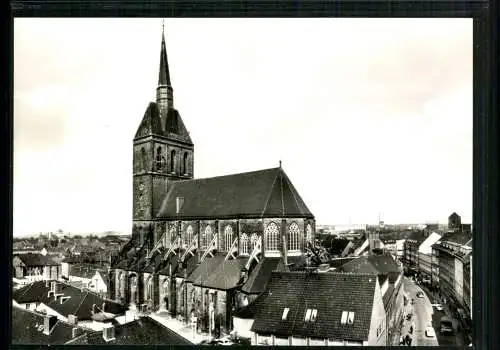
[249,271,378,341]
[71,316,192,345]
[14,253,59,267]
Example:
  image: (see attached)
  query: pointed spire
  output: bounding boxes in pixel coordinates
[158,20,171,86]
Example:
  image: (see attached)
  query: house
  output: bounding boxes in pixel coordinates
[340,252,404,345]
[236,271,386,346]
[11,306,87,345]
[90,270,110,295]
[69,316,192,345]
[12,280,127,331]
[13,253,61,282]
[417,232,442,283]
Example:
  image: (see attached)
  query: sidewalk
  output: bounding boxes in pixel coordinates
[149,311,211,344]
[397,297,415,345]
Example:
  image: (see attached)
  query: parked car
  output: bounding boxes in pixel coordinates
[406,313,412,320]
[435,304,444,311]
[425,326,436,338]
[417,291,424,298]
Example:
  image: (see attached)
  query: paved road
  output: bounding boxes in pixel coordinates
[402,277,439,346]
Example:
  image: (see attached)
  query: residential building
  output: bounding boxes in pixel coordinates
[12,307,87,345]
[432,238,472,323]
[13,253,61,282]
[12,280,126,331]
[340,252,404,345]
[110,25,316,338]
[417,232,442,283]
[69,316,192,345]
[235,271,386,346]
[90,270,110,296]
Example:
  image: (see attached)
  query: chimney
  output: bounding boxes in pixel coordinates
[68,314,78,325]
[176,197,184,214]
[102,323,116,342]
[50,281,56,292]
[240,268,248,284]
[43,315,58,335]
[102,303,106,312]
[45,280,50,288]
[72,327,83,339]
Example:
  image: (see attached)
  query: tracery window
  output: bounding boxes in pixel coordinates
[250,233,259,251]
[288,222,300,251]
[224,225,234,252]
[240,233,249,255]
[185,225,194,247]
[201,225,213,250]
[265,222,279,251]
[306,224,313,244]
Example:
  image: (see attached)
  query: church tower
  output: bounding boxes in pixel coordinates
[132,23,194,247]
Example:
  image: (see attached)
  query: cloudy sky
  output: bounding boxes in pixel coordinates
[13,18,472,236]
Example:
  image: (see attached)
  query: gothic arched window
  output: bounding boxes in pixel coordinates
[201,225,213,250]
[240,233,249,255]
[250,233,259,251]
[170,150,176,173]
[288,222,300,251]
[155,146,163,171]
[306,224,313,244]
[224,225,234,252]
[265,222,279,251]
[146,277,153,301]
[183,152,188,175]
[141,147,147,171]
[185,225,194,247]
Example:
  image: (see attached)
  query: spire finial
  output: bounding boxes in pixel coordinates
[162,19,165,33]
[279,160,282,168]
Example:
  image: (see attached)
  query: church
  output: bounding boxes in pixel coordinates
[109,26,316,336]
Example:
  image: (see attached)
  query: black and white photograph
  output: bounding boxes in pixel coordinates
[12,18,472,346]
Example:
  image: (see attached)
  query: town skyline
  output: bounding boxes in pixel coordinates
[13,18,472,236]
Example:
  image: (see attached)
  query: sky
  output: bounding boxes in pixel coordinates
[13,18,472,236]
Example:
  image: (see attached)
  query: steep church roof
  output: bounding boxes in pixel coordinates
[158,27,171,86]
[156,167,314,220]
[134,102,163,139]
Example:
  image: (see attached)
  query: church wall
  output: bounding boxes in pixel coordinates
[133,176,153,220]
[133,142,153,174]
[154,221,167,247]
[152,176,170,219]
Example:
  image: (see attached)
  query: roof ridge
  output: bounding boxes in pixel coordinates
[73,291,90,318]
[261,168,281,218]
[178,167,281,183]
[281,170,307,215]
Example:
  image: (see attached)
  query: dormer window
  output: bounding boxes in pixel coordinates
[282,308,289,320]
[305,308,317,322]
[311,309,317,322]
[341,311,355,324]
[305,309,312,322]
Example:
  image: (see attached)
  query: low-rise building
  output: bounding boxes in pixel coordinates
[12,306,87,345]
[13,253,61,282]
[12,280,126,331]
[69,316,192,345]
[340,252,404,344]
[237,271,387,346]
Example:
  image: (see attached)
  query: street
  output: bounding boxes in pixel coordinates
[402,277,439,346]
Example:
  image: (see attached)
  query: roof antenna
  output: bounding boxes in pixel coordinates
[279,160,282,168]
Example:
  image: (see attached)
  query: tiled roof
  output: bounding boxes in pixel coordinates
[241,257,286,294]
[441,231,473,245]
[11,307,84,345]
[75,316,192,345]
[13,281,126,320]
[156,167,313,220]
[14,253,59,267]
[134,102,163,139]
[190,255,247,290]
[382,285,395,307]
[340,253,402,283]
[250,272,378,341]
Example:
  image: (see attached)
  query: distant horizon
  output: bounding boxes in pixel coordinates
[14,19,472,236]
